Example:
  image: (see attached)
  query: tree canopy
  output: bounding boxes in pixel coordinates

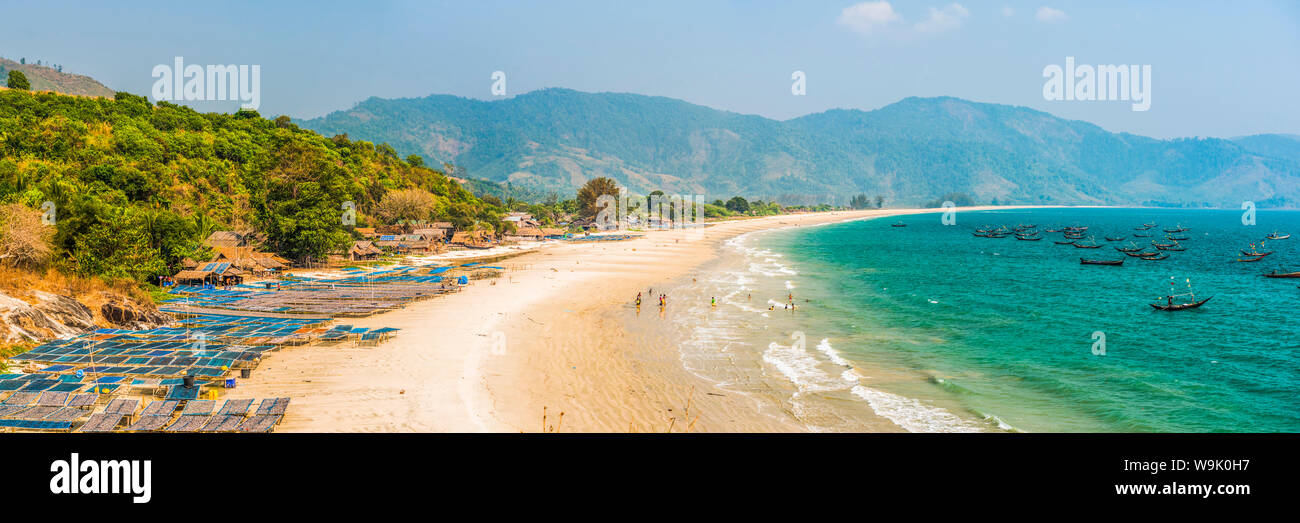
[0,88,507,281]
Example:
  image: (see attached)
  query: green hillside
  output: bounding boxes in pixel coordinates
[298,89,1300,208]
[0,88,506,283]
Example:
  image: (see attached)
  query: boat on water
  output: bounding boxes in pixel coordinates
[1125,250,1158,257]
[1263,270,1300,278]
[1235,254,1268,262]
[1156,245,1185,251]
[1115,242,1144,252]
[891,222,907,227]
[1151,297,1211,311]
[1151,240,1176,248]
[1164,224,1189,233]
[1240,243,1272,257]
[1054,240,1076,245]
[1141,254,1170,260]
[1133,233,1152,237]
[1151,278,1211,311]
[1105,236,1126,241]
[1166,235,1190,241]
[1080,258,1124,265]
[1265,231,1290,240]
[1015,235,1042,241]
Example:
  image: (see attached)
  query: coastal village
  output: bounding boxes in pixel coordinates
[0,210,626,433]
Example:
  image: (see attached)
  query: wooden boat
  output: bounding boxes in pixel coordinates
[1054,240,1076,245]
[1080,258,1124,265]
[1163,225,1189,233]
[1166,235,1190,241]
[1263,270,1300,278]
[1105,236,1126,241]
[1140,254,1169,260]
[1150,297,1211,311]
[1266,231,1290,240]
[1151,277,1210,311]
[1015,235,1042,241]
[1124,250,1158,257]
[1235,255,1267,262]
[1044,228,1062,233]
[1133,233,1151,238]
[1150,240,1176,248]
[1071,237,1102,249]
[1156,245,1185,251]
[1115,242,1144,252]
[1239,250,1273,257]
[891,222,907,227]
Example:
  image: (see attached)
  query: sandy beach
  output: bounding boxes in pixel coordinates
[236,206,1025,432]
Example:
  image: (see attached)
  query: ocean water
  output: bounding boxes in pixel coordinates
[669,208,1300,433]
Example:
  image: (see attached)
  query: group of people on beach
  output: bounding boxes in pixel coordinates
[635,290,668,308]
[634,289,797,312]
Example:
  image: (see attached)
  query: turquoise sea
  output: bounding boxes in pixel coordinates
[668,208,1300,433]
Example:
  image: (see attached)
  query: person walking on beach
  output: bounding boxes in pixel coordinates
[711,296,716,308]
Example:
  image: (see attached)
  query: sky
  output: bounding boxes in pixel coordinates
[1,0,1297,139]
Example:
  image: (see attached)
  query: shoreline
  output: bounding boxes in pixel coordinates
[235,206,1045,432]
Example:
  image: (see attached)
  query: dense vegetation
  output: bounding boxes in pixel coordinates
[299,89,1300,208]
[0,88,508,283]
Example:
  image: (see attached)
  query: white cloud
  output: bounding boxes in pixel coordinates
[837,1,902,34]
[914,3,970,33]
[1001,6,1014,17]
[1035,6,1068,22]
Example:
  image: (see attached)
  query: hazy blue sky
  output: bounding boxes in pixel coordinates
[2,0,1296,138]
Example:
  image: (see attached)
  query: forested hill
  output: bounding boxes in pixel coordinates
[0,88,505,283]
[0,58,115,98]
[298,89,1300,208]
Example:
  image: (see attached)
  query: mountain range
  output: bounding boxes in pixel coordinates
[298,88,1300,207]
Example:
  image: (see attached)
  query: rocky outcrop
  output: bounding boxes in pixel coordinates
[0,290,170,344]
[0,290,96,343]
[100,300,170,329]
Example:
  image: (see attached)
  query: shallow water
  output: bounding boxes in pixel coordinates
[655,208,1300,433]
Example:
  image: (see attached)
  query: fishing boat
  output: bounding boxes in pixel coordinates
[1054,240,1076,245]
[1124,250,1158,257]
[1235,254,1267,262]
[1240,243,1272,257]
[1140,254,1169,260]
[891,222,907,227]
[1133,233,1152,238]
[1071,237,1102,249]
[1150,240,1176,248]
[1015,235,1042,241]
[1164,224,1189,233]
[1166,235,1190,241]
[1156,245,1185,251]
[1263,270,1300,278]
[1105,236,1126,241]
[1266,231,1291,240]
[1115,242,1144,252]
[1151,297,1211,311]
[1150,278,1211,311]
[1080,258,1124,265]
